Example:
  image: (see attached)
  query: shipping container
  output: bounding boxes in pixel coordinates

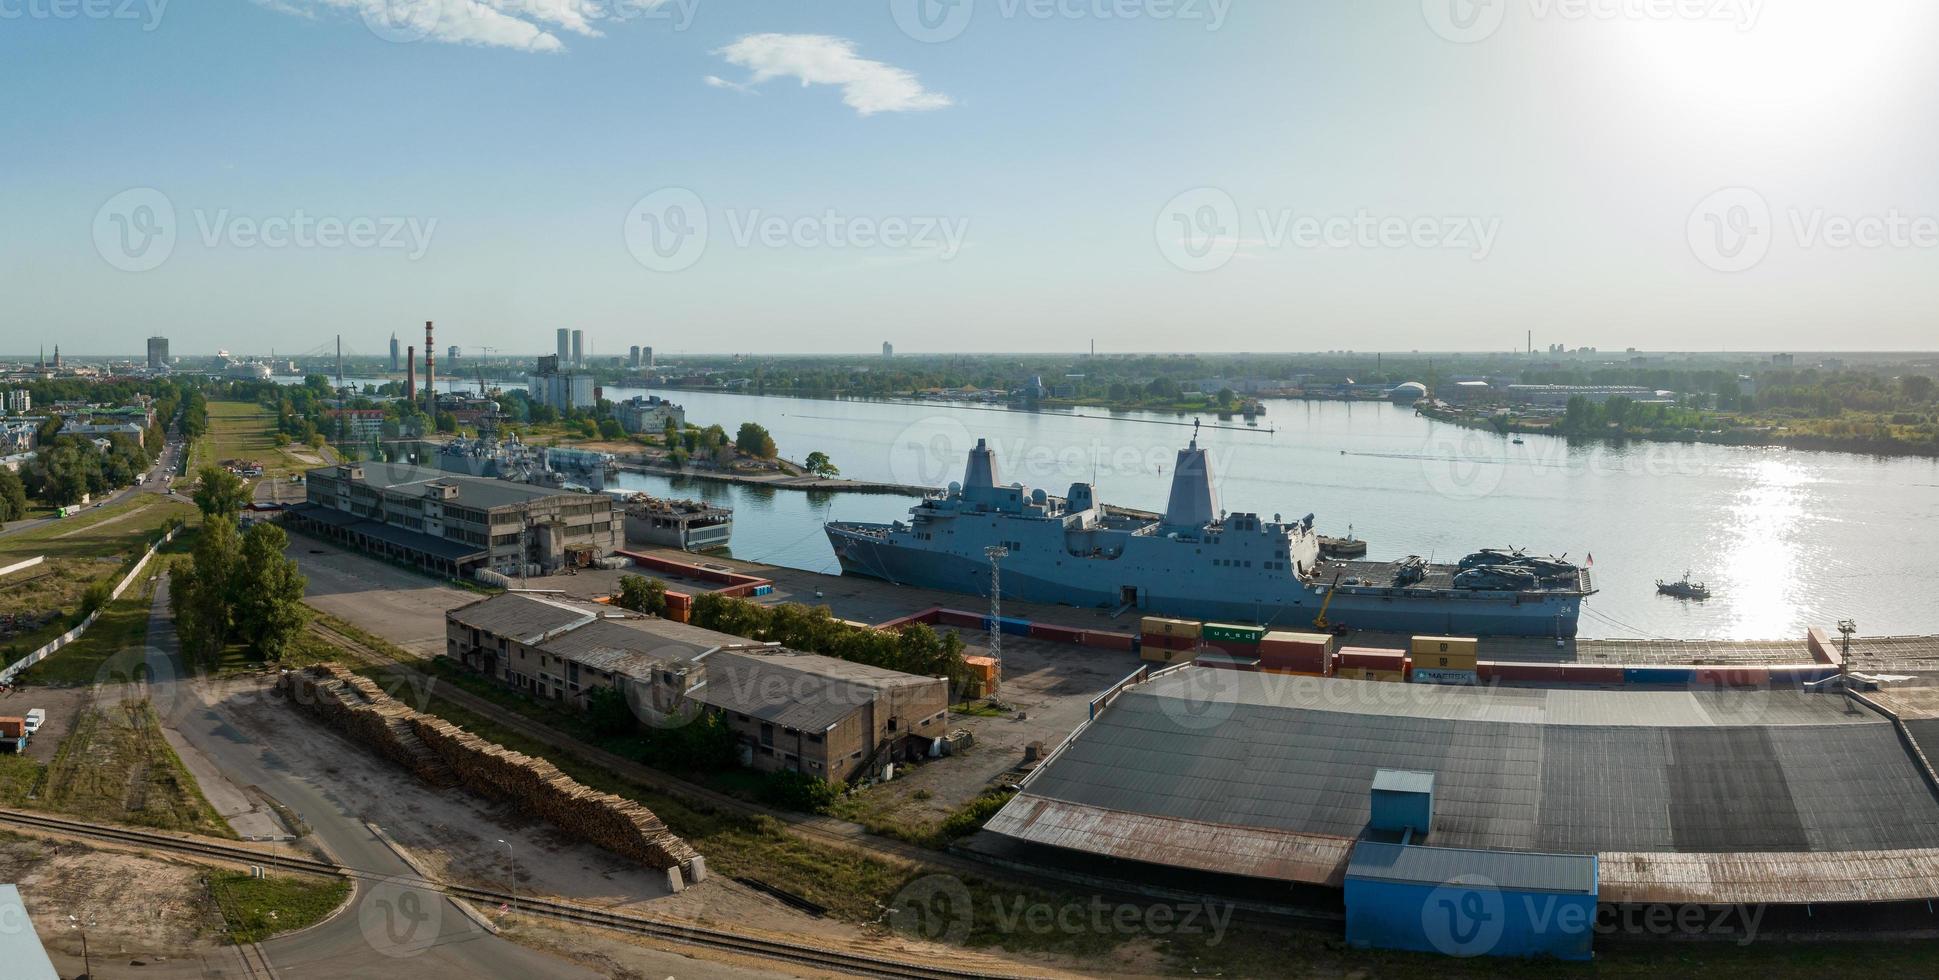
[1622,666,1695,686]
[1203,622,1266,643]
[1260,630,1337,655]
[1411,635,1479,658]
[938,609,985,629]
[0,718,22,739]
[1411,667,1480,686]
[1556,664,1626,685]
[1341,668,1408,683]
[1196,652,1261,671]
[1337,646,1409,669]
[1488,662,1565,683]
[1141,646,1188,664]
[1140,616,1202,638]
[1082,631,1136,652]
[1030,622,1085,643]
[999,616,1033,636]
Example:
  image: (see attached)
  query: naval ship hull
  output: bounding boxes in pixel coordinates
[827,525,1587,638]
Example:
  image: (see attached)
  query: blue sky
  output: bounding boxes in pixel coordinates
[4,1,1937,357]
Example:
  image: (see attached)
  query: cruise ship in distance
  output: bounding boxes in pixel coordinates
[825,433,1594,637]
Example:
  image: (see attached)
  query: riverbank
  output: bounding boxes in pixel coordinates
[1416,400,1939,458]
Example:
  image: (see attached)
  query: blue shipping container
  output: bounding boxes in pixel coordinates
[1000,617,1033,636]
[1345,842,1597,961]
[1623,667,1695,686]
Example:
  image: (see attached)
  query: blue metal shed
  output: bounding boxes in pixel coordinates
[1369,769,1434,836]
[1345,841,1598,960]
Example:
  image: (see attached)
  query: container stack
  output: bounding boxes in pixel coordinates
[1336,647,1410,682]
[1257,631,1337,676]
[1409,635,1479,685]
[962,655,1000,697]
[1140,617,1201,664]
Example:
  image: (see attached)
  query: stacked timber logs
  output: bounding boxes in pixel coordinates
[280,664,701,878]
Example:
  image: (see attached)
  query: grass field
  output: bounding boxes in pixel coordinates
[205,870,351,944]
[192,400,329,478]
[39,699,234,837]
[0,494,193,665]
[13,566,162,683]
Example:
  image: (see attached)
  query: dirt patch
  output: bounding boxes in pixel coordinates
[0,834,224,957]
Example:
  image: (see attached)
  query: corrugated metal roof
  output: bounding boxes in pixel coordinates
[312,461,570,510]
[982,795,1353,885]
[447,593,604,644]
[996,673,1939,864]
[686,649,942,733]
[1348,841,1595,894]
[0,885,59,980]
[1597,849,1939,904]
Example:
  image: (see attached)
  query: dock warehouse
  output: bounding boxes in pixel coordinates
[973,669,1939,951]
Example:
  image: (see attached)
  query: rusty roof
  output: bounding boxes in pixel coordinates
[1597,849,1939,904]
[982,795,1352,886]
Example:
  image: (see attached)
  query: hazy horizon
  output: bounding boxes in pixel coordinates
[6,2,1938,356]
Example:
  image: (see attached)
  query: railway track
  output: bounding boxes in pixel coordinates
[0,806,1023,980]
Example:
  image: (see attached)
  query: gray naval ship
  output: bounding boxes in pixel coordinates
[825,432,1594,637]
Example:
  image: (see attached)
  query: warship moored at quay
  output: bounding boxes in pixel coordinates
[825,432,1595,637]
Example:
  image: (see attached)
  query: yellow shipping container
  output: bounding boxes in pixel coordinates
[1140,617,1202,638]
[1141,646,1184,664]
[1261,630,1338,653]
[1342,668,1408,682]
[1417,651,1478,670]
[1411,635,1478,657]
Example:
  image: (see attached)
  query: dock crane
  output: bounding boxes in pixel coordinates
[1313,571,1345,633]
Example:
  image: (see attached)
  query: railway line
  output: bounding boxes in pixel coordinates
[0,806,1026,980]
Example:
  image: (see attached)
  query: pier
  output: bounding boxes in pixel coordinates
[614,459,935,496]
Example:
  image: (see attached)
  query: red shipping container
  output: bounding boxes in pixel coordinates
[0,718,21,739]
[1031,623,1085,643]
[1141,633,1197,651]
[938,609,984,629]
[1488,662,1565,683]
[1258,648,1327,673]
[1084,631,1136,652]
[1558,665,1626,685]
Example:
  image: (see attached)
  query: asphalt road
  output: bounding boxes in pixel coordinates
[139,576,597,980]
[0,428,186,539]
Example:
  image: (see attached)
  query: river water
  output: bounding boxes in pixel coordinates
[310,378,1939,640]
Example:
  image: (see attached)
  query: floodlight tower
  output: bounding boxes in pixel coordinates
[985,545,1009,681]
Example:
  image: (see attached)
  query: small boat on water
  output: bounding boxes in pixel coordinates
[1656,572,1711,600]
[1512,437,1525,445]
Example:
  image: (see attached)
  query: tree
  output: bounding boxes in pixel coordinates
[192,466,249,522]
[735,422,777,458]
[597,418,625,440]
[1905,375,1936,405]
[0,468,26,522]
[614,574,667,615]
[803,451,840,478]
[232,522,310,661]
[585,686,638,738]
[172,516,243,660]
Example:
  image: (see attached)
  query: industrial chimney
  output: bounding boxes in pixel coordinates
[423,321,435,415]
[406,345,417,401]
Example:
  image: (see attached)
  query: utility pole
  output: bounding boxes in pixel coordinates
[985,545,1008,683]
[1839,619,1858,713]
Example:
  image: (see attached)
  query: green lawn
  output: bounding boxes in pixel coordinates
[13,567,162,681]
[206,870,351,944]
[194,399,330,479]
[0,495,191,667]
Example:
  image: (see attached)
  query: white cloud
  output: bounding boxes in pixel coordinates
[263,0,679,52]
[704,75,754,94]
[712,34,952,116]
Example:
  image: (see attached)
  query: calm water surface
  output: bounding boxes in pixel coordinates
[312,378,1939,640]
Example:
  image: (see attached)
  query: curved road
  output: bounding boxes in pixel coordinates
[141,576,598,979]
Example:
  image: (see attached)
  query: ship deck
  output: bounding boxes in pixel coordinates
[1313,557,1590,596]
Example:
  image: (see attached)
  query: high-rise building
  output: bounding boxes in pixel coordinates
[528,355,594,411]
[448,345,460,362]
[556,328,570,365]
[882,341,894,359]
[571,330,585,367]
[4,389,29,415]
[390,333,400,372]
[629,345,641,368]
[147,336,170,371]
[642,346,653,371]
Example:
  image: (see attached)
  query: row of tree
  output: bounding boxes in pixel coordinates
[687,591,971,687]
[171,467,310,663]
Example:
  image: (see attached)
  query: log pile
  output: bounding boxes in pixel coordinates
[281,664,700,875]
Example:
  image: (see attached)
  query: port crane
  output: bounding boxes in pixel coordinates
[1313,571,1345,633]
